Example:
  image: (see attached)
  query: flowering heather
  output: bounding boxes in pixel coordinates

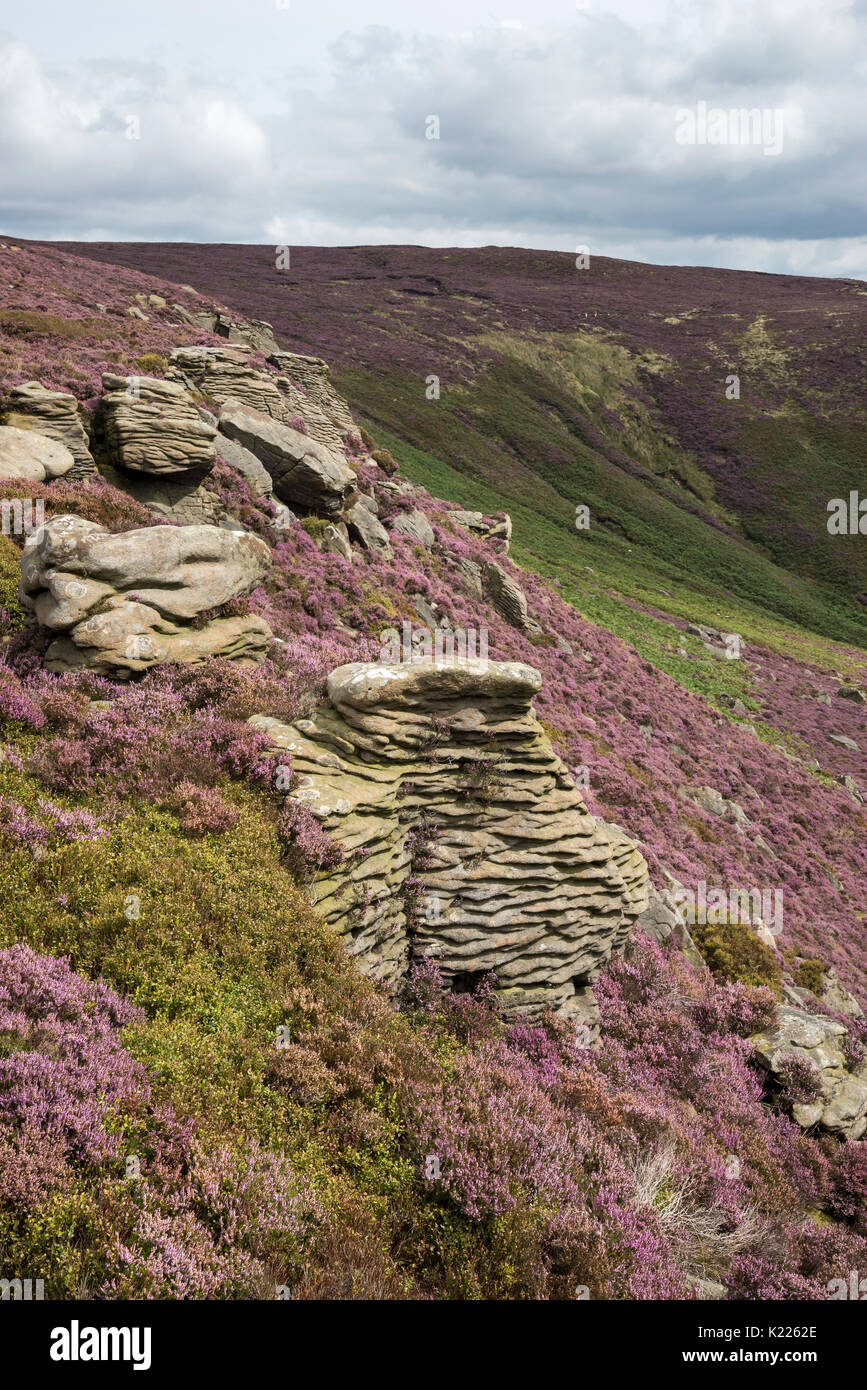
[0,243,863,1302]
[0,795,107,848]
[277,799,344,881]
[0,945,320,1298]
[0,943,146,1168]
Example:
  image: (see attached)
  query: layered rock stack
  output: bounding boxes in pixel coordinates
[20,515,272,676]
[170,346,291,423]
[98,373,222,526]
[3,381,96,476]
[101,374,216,476]
[250,659,650,1017]
[268,351,356,456]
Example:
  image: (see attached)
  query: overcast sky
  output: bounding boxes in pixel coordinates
[1,0,865,276]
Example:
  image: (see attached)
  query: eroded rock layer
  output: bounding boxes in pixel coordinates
[20,514,272,676]
[251,659,650,1017]
[101,374,216,477]
[3,381,96,475]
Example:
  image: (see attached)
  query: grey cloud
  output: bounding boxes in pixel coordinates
[0,2,864,277]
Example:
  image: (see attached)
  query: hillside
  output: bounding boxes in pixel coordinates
[0,237,865,1303]
[58,242,867,654]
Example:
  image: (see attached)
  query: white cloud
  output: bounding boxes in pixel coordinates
[0,1,865,276]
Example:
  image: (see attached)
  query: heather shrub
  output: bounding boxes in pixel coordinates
[775,1055,824,1108]
[0,477,157,534]
[0,943,321,1298]
[29,681,273,803]
[726,1252,825,1300]
[277,799,344,881]
[104,1141,321,1299]
[0,943,145,1166]
[167,782,239,837]
[827,1143,867,1232]
[692,920,783,993]
[0,794,107,848]
[0,667,45,730]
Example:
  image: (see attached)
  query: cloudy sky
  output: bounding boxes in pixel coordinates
[1,0,865,276]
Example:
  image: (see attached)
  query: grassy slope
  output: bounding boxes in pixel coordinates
[54,241,867,657]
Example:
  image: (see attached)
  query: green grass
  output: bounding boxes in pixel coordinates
[340,350,867,655]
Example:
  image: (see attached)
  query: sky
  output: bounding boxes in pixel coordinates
[0,0,865,277]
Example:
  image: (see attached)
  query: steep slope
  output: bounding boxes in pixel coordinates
[55,242,867,650]
[0,239,866,1302]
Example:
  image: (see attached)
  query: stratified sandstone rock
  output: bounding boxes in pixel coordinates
[101,375,216,476]
[0,426,75,482]
[450,508,512,552]
[20,515,271,676]
[3,382,96,475]
[171,346,290,422]
[269,351,356,456]
[249,659,650,1017]
[218,400,354,518]
[751,1005,867,1139]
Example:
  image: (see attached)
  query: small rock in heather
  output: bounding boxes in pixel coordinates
[830,733,859,751]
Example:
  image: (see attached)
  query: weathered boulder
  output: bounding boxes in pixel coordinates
[249,659,650,1017]
[20,515,271,676]
[484,560,532,632]
[390,508,435,548]
[218,400,354,518]
[0,426,75,482]
[3,382,96,474]
[345,498,393,557]
[679,784,750,834]
[193,310,281,357]
[101,374,216,476]
[451,508,512,552]
[750,1005,867,1139]
[830,733,859,751]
